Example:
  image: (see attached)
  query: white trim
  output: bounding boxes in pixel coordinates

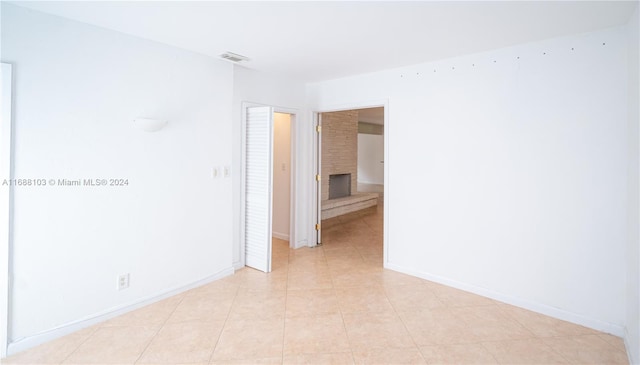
[7,266,234,356]
[311,111,318,247]
[357,180,384,186]
[316,112,322,245]
[384,262,626,337]
[239,103,249,269]
[312,99,390,264]
[0,63,13,359]
[383,102,389,267]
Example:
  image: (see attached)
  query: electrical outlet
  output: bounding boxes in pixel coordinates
[118,273,130,290]
[223,165,231,178]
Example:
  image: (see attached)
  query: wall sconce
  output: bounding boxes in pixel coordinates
[133,118,168,132]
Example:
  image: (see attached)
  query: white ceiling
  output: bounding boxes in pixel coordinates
[10,1,638,82]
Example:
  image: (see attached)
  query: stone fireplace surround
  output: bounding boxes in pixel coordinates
[321,110,358,201]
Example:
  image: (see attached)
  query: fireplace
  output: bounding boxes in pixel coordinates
[329,173,351,199]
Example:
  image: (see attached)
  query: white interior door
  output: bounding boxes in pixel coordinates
[244,106,274,273]
[1,63,13,357]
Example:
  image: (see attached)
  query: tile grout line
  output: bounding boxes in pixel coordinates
[319,225,358,363]
[381,281,428,363]
[132,293,188,365]
[491,303,577,364]
[279,243,291,365]
[206,284,240,365]
[477,342,504,364]
[545,333,625,364]
[327,241,358,365]
[57,323,101,365]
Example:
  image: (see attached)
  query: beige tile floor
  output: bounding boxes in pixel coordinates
[3,204,630,364]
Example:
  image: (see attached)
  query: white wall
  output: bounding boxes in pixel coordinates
[231,67,309,267]
[626,4,639,363]
[357,133,384,185]
[272,113,291,240]
[1,3,234,348]
[308,26,629,335]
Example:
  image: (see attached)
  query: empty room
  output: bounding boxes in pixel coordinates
[1,1,639,364]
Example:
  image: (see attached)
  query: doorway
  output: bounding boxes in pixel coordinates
[315,106,386,262]
[271,113,292,271]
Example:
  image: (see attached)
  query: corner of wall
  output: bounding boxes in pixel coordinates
[627,3,640,364]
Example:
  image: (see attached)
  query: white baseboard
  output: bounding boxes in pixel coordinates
[384,262,626,337]
[6,266,235,357]
[358,181,384,186]
[272,232,289,241]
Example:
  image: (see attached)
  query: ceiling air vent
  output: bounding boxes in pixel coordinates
[219,52,250,63]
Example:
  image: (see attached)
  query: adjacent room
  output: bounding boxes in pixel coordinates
[319,108,383,230]
[1,1,639,364]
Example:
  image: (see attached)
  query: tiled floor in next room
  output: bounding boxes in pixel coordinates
[4,203,630,364]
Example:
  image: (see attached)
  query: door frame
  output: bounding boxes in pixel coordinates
[312,100,390,265]
[1,63,14,358]
[240,102,299,268]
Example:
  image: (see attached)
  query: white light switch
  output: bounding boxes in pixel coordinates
[223,166,231,178]
[211,167,220,179]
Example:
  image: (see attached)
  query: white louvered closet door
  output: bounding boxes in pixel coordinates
[244,106,273,273]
